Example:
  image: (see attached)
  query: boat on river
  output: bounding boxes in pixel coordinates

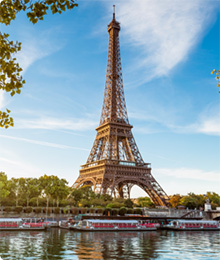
[71,219,157,231]
[0,218,48,231]
[163,220,220,231]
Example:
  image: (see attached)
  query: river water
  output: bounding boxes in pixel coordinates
[0,229,219,260]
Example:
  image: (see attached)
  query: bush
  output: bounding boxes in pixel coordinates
[112,209,119,216]
[4,206,12,213]
[63,207,70,214]
[14,206,23,213]
[124,199,134,208]
[43,207,52,214]
[106,202,124,208]
[25,207,33,213]
[54,207,60,214]
[34,207,42,214]
[79,208,87,214]
[134,208,142,215]
[127,208,134,214]
[119,207,127,216]
[103,208,112,216]
[71,207,79,215]
[89,208,95,214]
[96,208,104,214]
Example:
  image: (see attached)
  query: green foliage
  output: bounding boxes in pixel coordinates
[25,206,33,213]
[133,208,142,215]
[103,207,112,216]
[0,0,78,127]
[119,207,127,216]
[169,194,182,208]
[14,206,23,213]
[106,202,124,208]
[34,207,42,214]
[54,207,60,214]
[4,206,12,213]
[39,174,69,207]
[180,193,206,209]
[71,207,79,215]
[124,199,134,208]
[111,208,119,216]
[127,208,134,214]
[137,197,154,208]
[211,69,220,93]
[0,172,10,206]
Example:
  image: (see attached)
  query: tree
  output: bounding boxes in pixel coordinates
[137,197,154,208]
[0,172,9,206]
[211,69,220,93]
[180,193,205,209]
[19,177,41,206]
[206,192,220,209]
[50,177,69,207]
[8,177,23,206]
[124,199,134,208]
[169,194,182,208]
[0,0,78,128]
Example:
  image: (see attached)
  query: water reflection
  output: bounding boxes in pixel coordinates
[70,231,159,260]
[0,229,219,260]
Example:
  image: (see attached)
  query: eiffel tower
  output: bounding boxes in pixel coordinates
[73,6,170,207]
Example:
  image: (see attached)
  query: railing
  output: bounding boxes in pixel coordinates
[81,160,151,169]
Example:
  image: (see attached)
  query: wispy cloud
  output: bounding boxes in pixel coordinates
[0,134,89,151]
[154,167,220,182]
[114,0,217,82]
[16,26,65,74]
[193,113,220,136]
[130,103,220,136]
[16,116,97,131]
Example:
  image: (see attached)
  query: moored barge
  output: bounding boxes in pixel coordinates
[163,220,220,231]
[71,219,157,231]
[0,218,48,231]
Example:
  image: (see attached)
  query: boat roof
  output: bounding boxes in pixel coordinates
[0,218,22,222]
[172,220,218,223]
[84,219,139,224]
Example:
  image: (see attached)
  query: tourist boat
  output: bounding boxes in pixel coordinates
[0,218,48,231]
[59,219,73,230]
[164,220,220,231]
[71,219,157,231]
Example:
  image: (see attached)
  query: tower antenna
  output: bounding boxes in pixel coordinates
[113,5,115,20]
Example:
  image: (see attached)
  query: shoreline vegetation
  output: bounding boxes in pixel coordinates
[0,172,220,212]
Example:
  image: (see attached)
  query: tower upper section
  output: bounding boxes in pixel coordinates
[99,6,129,126]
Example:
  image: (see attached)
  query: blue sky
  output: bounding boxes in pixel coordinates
[0,0,219,197]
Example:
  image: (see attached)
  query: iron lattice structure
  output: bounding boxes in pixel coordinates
[73,7,170,207]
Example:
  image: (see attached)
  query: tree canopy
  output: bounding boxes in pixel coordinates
[0,0,78,128]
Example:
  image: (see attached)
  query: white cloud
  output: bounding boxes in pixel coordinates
[115,0,216,81]
[195,114,220,136]
[154,167,220,182]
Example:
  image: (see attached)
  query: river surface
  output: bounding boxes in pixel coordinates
[0,229,219,260]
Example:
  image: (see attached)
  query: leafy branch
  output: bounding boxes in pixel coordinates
[211,69,220,93]
[0,0,78,128]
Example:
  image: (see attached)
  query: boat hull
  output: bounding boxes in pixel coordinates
[0,227,47,231]
[70,227,157,232]
[163,227,220,231]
